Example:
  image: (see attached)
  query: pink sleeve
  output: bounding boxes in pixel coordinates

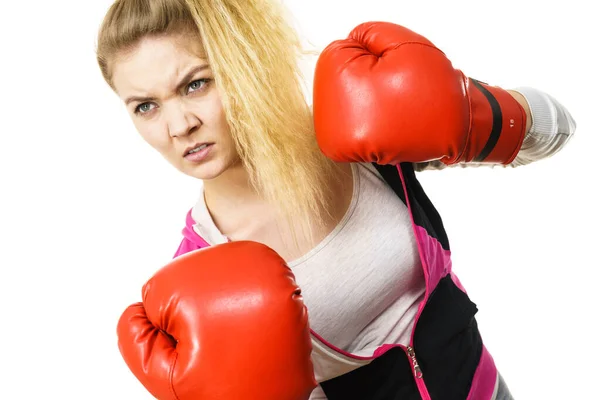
[173,237,201,258]
[173,209,211,259]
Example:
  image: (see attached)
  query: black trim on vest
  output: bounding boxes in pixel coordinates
[372,162,408,206]
[470,78,503,162]
[374,163,450,251]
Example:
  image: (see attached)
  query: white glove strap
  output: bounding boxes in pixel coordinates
[510,86,576,167]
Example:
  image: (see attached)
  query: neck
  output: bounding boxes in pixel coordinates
[202,161,274,239]
[203,161,261,208]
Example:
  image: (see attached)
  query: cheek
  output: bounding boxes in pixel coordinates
[134,120,171,152]
[207,97,233,141]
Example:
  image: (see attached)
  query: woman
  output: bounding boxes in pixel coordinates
[96,0,575,399]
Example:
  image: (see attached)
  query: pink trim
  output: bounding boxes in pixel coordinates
[467,345,498,400]
[413,226,452,296]
[184,209,211,247]
[172,209,210,258]
[396,165,431,345]
[373,343,403,357]
[173,237,200,258]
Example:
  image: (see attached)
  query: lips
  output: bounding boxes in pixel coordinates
[184,143,211,157]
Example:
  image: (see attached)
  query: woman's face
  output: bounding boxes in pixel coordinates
[111,33,239,180]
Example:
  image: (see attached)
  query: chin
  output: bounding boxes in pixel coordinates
[182,158,232,181]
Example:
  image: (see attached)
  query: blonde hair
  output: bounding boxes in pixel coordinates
[96,0,339,246]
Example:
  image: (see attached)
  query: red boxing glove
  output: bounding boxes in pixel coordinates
[313,21,527,166]
[117,241,316,400]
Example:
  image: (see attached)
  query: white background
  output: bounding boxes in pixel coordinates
[1,0,598,398]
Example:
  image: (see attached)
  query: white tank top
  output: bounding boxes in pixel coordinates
[191,162,425,399]
[285,162,424,353]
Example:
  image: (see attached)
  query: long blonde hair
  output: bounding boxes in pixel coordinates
[96,0,339,246]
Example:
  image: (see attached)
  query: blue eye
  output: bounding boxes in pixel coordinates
[187,79,210,93]
[132,79,211,116]
[135,102,155,114]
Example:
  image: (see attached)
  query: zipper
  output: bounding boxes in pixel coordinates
[406,346,423,378]
[404,345,431,399]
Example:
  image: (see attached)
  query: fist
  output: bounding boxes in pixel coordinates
[313,22,526,166]
[117,241,316,400]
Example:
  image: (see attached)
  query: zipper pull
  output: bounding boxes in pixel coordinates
[407,346,423,379]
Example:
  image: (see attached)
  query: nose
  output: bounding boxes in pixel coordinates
[165,102,201,138]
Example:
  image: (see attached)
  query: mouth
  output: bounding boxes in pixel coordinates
[184,143,212,157]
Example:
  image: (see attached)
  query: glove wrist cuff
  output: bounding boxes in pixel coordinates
[459,78,527,165]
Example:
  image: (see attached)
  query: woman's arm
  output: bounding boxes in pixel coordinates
[415,87,576,171]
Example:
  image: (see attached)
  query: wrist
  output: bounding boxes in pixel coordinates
[507,89,533,135]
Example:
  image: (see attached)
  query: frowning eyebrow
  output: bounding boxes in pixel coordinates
[124,64,210,105]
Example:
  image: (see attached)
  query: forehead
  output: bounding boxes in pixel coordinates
[112,33,207,97]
